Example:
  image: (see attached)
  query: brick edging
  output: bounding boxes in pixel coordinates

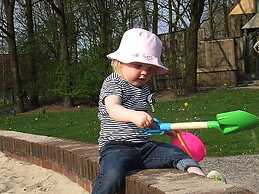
[0,130,98,192]
[0,130,255,194]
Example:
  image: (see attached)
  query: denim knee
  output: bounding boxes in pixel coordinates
[92,168,124,194]
[92,160,127,194]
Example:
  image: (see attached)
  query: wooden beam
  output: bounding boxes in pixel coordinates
[229,0,256,15]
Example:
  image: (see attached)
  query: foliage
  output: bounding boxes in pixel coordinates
[53,45,109,100]
[1,0,241,107]
[0,88,259,156]
[73,50,108,99]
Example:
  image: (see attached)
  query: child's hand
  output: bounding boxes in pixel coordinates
[132,111,153,128]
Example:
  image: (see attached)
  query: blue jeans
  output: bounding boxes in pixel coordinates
[91,141,200,194]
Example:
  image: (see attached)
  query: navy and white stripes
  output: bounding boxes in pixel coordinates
[97,73,151,148]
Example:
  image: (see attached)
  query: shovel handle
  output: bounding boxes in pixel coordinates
[160,122,209,130]
[171,122,208,129]
[144,120,219,135]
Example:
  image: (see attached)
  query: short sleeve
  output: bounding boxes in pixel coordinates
[99,78,123,104]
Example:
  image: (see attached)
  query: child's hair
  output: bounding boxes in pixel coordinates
[111,59,122,74]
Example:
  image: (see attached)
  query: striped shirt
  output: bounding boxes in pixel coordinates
[97,73,151,148]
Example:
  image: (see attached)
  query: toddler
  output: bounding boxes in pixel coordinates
[92,28,223,194]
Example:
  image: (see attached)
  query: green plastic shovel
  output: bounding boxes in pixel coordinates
[145,110,259,135]
[207,110,259,134]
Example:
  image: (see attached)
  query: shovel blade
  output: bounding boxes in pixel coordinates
[216,110,259,134]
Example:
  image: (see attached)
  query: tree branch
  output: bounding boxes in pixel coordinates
[33,0,45,6]
[0,25,9,36]
[0,33,7,39]
[16,0,25,7]
[45,0,62,16]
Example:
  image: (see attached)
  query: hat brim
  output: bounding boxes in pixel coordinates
[107,51,168,75]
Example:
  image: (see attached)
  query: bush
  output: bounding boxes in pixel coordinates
[53,46,110,103]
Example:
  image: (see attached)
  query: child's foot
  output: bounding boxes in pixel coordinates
[187,166,205,176]
[207,170,227,184]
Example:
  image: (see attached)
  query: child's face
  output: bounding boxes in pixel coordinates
[120,62,155,87]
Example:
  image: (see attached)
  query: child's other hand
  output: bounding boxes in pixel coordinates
[132,111,153,128]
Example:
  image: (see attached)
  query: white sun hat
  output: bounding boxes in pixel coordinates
[107,28,168,75]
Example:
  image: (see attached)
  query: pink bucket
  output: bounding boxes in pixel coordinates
[171,132,206,162]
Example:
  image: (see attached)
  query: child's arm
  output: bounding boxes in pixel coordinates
[104,95,153,128]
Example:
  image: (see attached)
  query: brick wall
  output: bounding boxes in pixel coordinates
[0,130,255,194]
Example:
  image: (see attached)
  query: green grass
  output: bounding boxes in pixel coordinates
[153,88,259,156]
[0,109,99,144]
[0,88,259,156]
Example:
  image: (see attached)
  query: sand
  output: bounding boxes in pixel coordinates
[1,149,258,194]
[0,152,88,194]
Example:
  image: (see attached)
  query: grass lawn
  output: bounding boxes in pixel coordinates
[0,88,259,157]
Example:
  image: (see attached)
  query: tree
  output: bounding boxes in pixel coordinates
[183,0,205,95]
[223,0,230,37]
[97,0,113,71]
[46,0,73,107]
[151,0,158,91]
[139,0,149,30]
[2,0,25,113]
[24,0,39,107]
[168,0,182,95]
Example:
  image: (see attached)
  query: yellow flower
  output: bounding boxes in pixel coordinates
[184,102,188,107]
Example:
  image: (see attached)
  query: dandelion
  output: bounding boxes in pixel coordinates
[184,102,188,107]
[34,117,38,121]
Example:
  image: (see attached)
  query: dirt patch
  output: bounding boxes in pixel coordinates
[22,90,178,114]
[156,89,177,102]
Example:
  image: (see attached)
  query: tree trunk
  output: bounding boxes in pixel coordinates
[183,0,205,96]
[3,0,24,113]
[208,0,215,39]
[168,0,181,95]
[151,0,158,91]
[223,0,230,37]
[25,0,39,108]
[47,0,73,108]
[59,0,73,108]
[98,0,112,72]
[139,0,149,29]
